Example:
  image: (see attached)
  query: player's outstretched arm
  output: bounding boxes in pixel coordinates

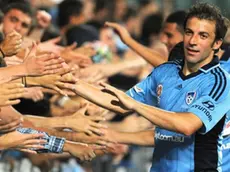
[100,82,203,136]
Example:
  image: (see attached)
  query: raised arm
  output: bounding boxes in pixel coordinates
[28,10,51,41]
[105,22,167,67]
[12,68,75,96]
[0,50,65,84]
[81,58,146,79]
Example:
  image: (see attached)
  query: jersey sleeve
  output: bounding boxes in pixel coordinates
[187,83,230,134]
[126,70,157,106]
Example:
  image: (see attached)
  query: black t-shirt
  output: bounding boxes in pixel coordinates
[168,41,184,61]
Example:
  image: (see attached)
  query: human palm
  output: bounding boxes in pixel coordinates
[105,22,131,43]
[100,82,136,110]
[0,131,46,151]
[0,82,25,106]
[65,105,106,135]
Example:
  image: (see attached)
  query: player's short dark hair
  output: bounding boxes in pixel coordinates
[166,10,187,34]
[184,3,229,40]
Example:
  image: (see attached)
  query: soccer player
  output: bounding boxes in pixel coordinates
[101,3,230,171]
[59,3,230,171]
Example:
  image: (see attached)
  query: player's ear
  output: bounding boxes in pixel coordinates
[213,38,223,52]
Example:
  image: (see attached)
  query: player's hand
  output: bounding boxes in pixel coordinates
[100,82,136,110]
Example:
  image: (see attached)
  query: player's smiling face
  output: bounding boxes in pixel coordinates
[183,17,222,66]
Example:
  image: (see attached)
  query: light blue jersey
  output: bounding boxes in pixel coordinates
[126,56,230,172]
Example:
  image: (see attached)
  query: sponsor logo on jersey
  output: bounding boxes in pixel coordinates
[202,100,215,111]
[185,91,196,105]
[134,85,144,94]
[191,104,212,122]
[156,84,163,104]
[155,132,184,143]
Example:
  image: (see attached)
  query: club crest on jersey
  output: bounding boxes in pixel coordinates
[157,84,163,104]
[185,91,196,105]
[157,84,163,97]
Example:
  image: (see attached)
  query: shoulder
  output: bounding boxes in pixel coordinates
[208,65,230,82]
[153,60,182,73]
[204,66,230,102]
[145,60,182,82]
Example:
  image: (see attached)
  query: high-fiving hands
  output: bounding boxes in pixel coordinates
[23,42,65,76]
[64,104,107,135]
[100,82,137,110]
